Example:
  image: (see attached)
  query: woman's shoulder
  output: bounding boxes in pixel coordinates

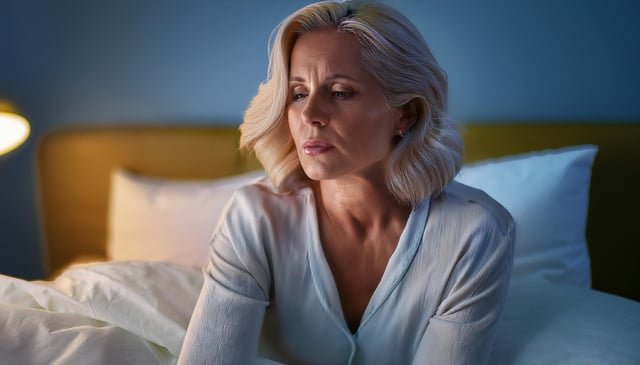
[214,178,314,268]
[425,181,515,280]
[223,178,313,225]
[233,177,311,205]
[434,180,514,236]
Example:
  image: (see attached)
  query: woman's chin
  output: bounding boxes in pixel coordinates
[301,167,333,182]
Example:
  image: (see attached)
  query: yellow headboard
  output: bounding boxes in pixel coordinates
[36,125,261,277]
[36,123,640,301]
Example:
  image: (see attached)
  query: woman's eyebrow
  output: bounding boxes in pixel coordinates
[289,76,306,83]
[288,74,360,84]
[326,73,358,82]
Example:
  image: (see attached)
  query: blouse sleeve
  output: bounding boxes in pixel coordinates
[412,217,515,365]
[177,226,270,365]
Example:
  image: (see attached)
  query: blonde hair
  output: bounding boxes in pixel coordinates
[240,0,463,204]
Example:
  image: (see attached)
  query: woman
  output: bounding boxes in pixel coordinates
[179,1,515,364]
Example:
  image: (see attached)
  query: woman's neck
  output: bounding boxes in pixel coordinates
[312,177,411,239]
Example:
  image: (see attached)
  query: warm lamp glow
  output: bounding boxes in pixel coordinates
[0,111,30,155]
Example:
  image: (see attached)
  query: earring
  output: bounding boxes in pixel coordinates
[398,129,405,138]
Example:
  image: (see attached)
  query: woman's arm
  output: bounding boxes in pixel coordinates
[412,219,515,365]
[178,230,269,365]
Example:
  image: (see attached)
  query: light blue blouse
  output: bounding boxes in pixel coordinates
[178,180,515,365]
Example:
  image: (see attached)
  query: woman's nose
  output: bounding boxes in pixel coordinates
[301,92,328,127]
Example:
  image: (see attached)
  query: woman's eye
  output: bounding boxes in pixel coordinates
[332,90,352,99]
[291,93,307,102]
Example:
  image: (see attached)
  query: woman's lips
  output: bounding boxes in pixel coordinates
[302,140,334,155]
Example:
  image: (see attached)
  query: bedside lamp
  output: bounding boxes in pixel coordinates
[0,103,30,156]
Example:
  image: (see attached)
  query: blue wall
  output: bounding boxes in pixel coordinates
[1,0,639,279]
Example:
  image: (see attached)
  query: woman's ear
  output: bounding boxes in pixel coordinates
[398,98,419,133]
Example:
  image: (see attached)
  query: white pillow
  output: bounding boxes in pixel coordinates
[455,145,598,288]
[107,168,265,267]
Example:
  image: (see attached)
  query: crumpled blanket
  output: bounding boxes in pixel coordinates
[0,261,203,365]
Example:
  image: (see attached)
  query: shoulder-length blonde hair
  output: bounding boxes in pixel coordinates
[240,0,463,205]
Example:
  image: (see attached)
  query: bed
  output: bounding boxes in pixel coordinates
[1,122,639,364]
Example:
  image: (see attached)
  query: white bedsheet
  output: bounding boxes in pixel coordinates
[1,262,639,365]
[0,261,203,365]
[489,278,640,364]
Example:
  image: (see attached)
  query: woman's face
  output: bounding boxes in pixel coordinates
[287,28,403,183]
